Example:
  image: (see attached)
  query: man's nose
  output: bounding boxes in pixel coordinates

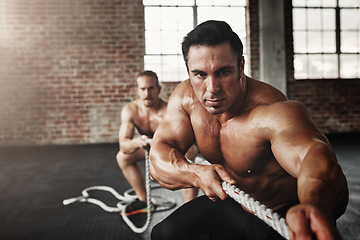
[207,76,220,93]
[144,89,150,96]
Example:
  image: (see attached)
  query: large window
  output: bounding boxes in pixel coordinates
[143,0,247,82]
[293,0,360,79]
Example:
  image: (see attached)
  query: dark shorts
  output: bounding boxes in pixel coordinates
[151,195,292,240]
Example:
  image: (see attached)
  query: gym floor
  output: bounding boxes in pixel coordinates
[0,133,359,240]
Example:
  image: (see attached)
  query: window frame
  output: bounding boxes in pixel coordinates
[292,2,360,80]
[143,0,247,82]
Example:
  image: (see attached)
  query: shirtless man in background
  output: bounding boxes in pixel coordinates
[116,70,199,216]
[149,21,348,239]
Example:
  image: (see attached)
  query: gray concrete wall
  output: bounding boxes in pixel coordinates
[259,0,287,95]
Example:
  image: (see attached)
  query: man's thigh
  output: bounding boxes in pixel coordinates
[151,195,285,240]
[117,147,146,164]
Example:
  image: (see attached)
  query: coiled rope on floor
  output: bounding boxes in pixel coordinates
[63,139,176,233]
[222,182,290,239]
[63,138,289,237]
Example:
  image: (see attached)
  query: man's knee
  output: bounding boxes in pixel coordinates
[151,221,178,240]
[116,151,132,169]
[116,150,143,169]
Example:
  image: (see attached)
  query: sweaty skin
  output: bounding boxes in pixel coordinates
[117,74,199,203]
[118,75,167,155]
[150,42,348,239]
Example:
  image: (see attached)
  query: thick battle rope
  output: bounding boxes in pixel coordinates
[63,138,289,237]
[63,138,176,233]
[222,182,290,239]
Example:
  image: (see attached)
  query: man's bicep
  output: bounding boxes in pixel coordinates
[119,105,136,140]
[269,102,326,176]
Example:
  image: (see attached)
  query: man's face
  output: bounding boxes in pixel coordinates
[137,76,160,107]
[187,42,244,115]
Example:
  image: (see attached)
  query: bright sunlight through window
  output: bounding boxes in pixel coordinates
[143,0,247,82]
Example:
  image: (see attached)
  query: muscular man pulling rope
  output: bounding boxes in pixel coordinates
[116,70,200,216]
[149,20,348,240]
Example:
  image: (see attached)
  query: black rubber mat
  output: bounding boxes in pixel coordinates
[0,133,359,240]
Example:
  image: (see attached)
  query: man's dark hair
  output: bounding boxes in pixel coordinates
[181,20,244,70]
[137,70,160,89]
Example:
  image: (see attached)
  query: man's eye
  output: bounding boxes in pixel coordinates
[219,70,231,76]
[196,72,207,78]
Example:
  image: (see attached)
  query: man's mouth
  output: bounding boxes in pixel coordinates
[205,98,224,106]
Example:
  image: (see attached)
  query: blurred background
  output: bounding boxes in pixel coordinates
[0,0,359,146]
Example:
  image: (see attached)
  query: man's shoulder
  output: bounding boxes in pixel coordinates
[122,100,140,115]
[248,78,287,105]
[168,79,194,104]
[252,100,307,116]
[172,79,192,95]
[249,100,310,132]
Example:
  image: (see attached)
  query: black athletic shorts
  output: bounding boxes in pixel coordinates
[151,195,293,240]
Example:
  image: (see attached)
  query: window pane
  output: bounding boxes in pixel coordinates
[144,55,188,82]
[307,0,322,7]
[292,0,306,7]
[307,54,338,78]
[322,31,336,52]
[293,0,336,7]
[143,0,194,6]
[162,55,188,82]
[197,7,245,28]
[197,6,246,48]
[307,9,322,30]
[307,31,322,53]
[197,0,246,6]
[293,1,336,8]
[294,54,309,79]
[145,7,193,31]
[145,6,193,55]
[145,30,162,54]
[339,0,360,7]
[293,31,307,53]
[341,9,360,30]
[160,31,182,54]
[341,32,360,52]
[293,9,307,30]
[146,30,188,54]
[340,54,360,78]
[308,54,323,78]
[320,0,337,7]
[322,54,338,78]
[159,7,192,30]
[144,55,162,78]
[145,8,161,30]
[322,9,335,30]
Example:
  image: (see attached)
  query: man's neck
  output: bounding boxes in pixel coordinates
[215,76,248,124]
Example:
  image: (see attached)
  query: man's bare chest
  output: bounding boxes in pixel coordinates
[193,118,271,175]
[135,108,166,136]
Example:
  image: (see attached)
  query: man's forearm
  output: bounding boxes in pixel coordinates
[297,145,348,219]
[150,143,199,191]
[120,138,141,154]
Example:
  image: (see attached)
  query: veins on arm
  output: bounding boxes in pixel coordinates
[119,105,139,154]
[268,101,348,218]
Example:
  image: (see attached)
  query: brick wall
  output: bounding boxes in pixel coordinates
[0,0,144,145]
[246,0,260,80]
[288,80,360,133]
[1,0,359,146]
